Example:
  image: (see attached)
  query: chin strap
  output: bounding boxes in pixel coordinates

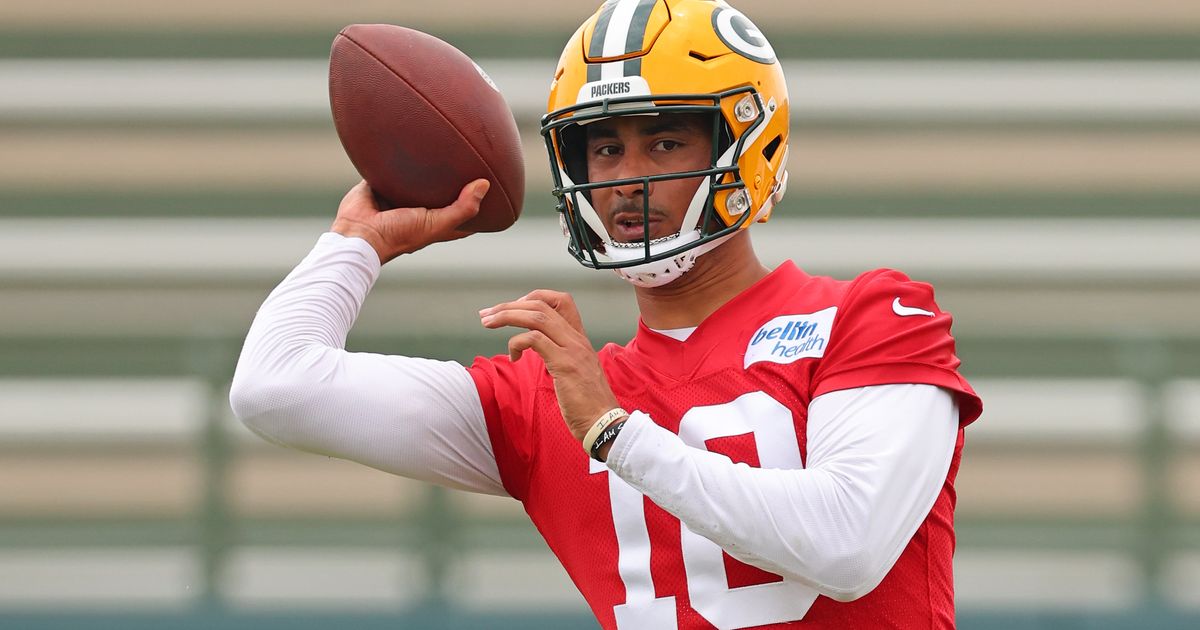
[614,231,738,287]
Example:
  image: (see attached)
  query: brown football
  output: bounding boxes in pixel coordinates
[329,24,524,233]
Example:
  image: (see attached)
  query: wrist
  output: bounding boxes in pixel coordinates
[330,220,389,263]
[593,420,626,462]
[583,408,629,462]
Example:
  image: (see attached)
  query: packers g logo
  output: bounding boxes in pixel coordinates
[711,6,777,65]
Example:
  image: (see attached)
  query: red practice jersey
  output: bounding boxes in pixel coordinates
[469,262,982,629]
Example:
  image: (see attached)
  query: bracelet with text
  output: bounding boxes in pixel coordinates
[588,416,628,462]
[582,407,628,458]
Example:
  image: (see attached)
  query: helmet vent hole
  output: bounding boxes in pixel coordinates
[762,134,782,161]
[688,50,717,62]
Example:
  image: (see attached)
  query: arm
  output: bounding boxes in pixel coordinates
[604,383,959,601]
[477,291,959,599]
[229,179,507,495]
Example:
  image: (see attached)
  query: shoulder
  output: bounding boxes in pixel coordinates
[839,268,944,321]
[808,268,980,424]
[848,268,930,292]
[773,264,943,316]
[812,266,957,362]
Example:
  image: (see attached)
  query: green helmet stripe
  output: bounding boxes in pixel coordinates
[586,0,657,83]
[624,0,658,56]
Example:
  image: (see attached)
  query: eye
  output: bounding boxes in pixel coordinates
[594,144,622,157]
[653,139,682,152]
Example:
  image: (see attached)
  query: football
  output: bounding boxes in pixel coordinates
[328,24,524,233]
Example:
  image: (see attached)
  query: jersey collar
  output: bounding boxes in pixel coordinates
[626,260,808,378]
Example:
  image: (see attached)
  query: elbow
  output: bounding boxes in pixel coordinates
[228,371,309,444]
[228,374,273,436]
[725,527,891,602]
[228,374,263,428]
[805,544,889,602]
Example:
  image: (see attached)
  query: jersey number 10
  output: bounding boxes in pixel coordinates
[590,391,819,629]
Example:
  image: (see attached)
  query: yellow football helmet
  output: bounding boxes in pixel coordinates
[541,0,790,287]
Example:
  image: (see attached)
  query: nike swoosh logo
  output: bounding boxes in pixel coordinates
[892,297,935,317]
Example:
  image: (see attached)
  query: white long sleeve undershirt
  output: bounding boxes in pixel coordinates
[230,232,506,495]
[229,232,959,600]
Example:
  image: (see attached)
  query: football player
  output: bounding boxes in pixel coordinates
[231,1,982,628]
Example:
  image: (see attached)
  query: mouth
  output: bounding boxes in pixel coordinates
[610,212,664,244]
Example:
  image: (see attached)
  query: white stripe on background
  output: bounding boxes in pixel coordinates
[0,379,205,439]
[223,548,423,610]
[956,550,1141,611]
[448,551,586,611]
[1166,381,1200,441]
[4,60,1200,122]
[0,217,1196,282]
[0,549,198,609]
[966,379,1143,443]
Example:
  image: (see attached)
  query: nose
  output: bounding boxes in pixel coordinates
[611,149,654,199]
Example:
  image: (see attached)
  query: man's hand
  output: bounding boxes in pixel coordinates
[331,179,489,264]
[480,290,621,444]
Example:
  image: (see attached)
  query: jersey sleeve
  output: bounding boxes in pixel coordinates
[467,352,546,501]
[812,269,982,426]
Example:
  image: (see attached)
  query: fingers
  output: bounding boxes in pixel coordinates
[330,179,491,264]
[506,330,553,362]
[520,289,584,332]
[482,305,565,364]
[346,179,370,199]
[336,180,384,219]
[485,290,585,335]
[481,291,616,438]
[338,178,486,234]
[480,305,566,343]
[480,297,592,364]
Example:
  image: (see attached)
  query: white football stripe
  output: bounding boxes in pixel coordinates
[601,60,624,81]
[602,0,642,59]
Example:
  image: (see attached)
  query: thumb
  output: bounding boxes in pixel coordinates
[431,179,489,232]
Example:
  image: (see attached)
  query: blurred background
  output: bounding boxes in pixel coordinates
[1,1,1198,628]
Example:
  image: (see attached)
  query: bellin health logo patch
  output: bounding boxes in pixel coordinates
[744,307,837,368]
